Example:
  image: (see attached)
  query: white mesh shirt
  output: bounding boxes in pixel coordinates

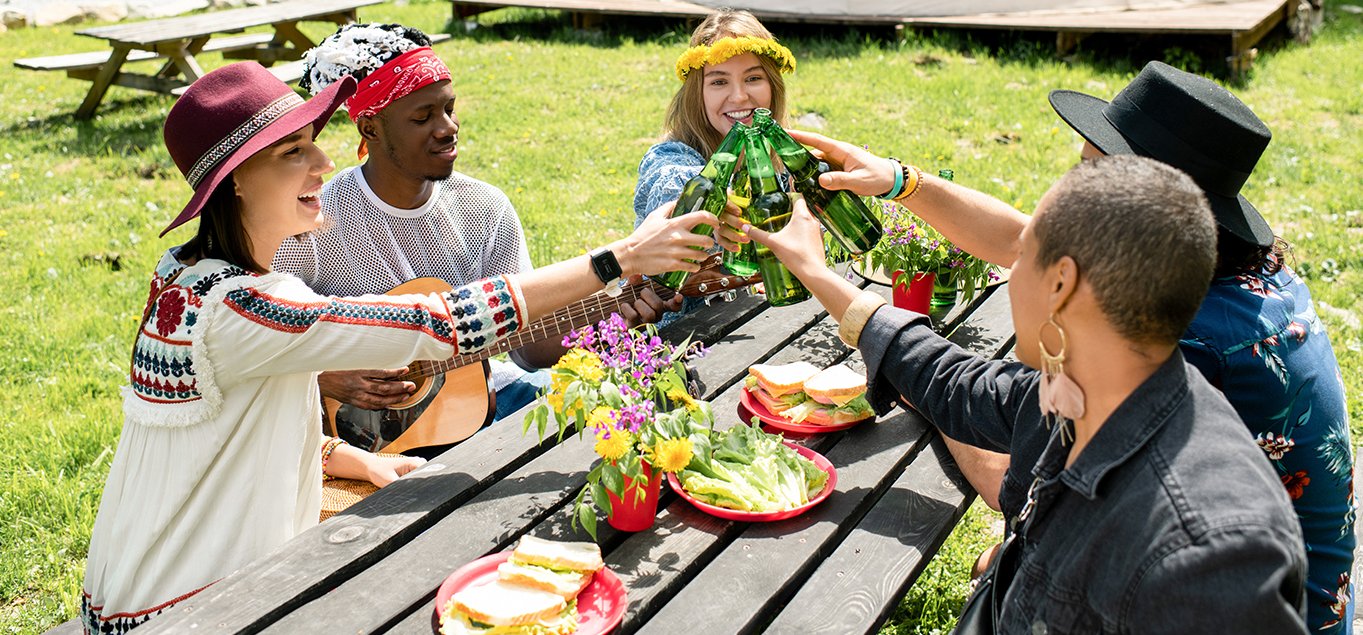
[273,166,535,389]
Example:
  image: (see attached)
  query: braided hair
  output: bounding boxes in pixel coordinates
[300,23,432,96]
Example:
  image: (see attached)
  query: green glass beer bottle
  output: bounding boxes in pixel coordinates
[752,108,883,254]
[741,126,810,307]
[655,123,747,288]
[721,144,759,278]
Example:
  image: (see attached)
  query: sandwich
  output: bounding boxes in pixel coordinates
[496,535,604,599]
[440,580,578,635]
[743,361,821,414]
[774,364,875,426]
[439,537,605,635]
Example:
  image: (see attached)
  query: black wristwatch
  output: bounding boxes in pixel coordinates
[589,247,623,296]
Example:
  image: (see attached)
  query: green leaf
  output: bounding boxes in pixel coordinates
[601,461,624,496]
[591,480,609,514]
[577,499,598,540]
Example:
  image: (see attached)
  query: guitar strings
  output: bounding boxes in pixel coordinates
[400,280,685,382]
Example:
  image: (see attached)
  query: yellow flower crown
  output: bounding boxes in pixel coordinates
[675,35,796,81]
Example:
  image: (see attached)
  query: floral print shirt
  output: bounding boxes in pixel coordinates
[1181,266,1354,633]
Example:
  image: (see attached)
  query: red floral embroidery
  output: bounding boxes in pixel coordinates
[488,295,500,308]
[492,312,506,324]
[1281,470,1311,500]
[483,281,496,293]
[155,290,186,337]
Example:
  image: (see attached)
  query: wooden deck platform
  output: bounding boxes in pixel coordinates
[452,0,1295,74]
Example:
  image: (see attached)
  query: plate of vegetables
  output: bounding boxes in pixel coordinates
[667,423,836,522]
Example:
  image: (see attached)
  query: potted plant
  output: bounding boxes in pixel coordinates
[524,314,714,538]
[828,197,998,314]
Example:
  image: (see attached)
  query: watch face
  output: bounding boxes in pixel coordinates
[592,248,622,283]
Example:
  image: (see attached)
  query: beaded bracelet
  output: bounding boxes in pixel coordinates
[893,163,924,202]
[321,436,347,482]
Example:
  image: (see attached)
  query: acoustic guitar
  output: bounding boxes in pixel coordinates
[323,255,755,455]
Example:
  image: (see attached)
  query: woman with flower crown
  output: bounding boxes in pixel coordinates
[632,9,795,229]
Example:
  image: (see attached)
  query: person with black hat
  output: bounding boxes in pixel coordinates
[729,61,1352,632]
[80,62,716,633]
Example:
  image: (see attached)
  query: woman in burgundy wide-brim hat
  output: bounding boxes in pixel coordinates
[80,62,718,633]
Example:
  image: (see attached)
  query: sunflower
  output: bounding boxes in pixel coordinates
[649,437,695,473]
[594,429,633,462]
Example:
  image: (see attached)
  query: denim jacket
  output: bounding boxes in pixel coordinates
[859,306,1309,634]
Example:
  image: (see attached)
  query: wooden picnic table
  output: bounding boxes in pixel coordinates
[121,279,1014,634]
[15,0,381,119]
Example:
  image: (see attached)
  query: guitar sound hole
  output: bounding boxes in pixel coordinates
[333,374,447,453]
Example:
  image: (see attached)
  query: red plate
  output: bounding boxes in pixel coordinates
[433,551,626,634]
[739,387,869,434]
[667,441,837,522]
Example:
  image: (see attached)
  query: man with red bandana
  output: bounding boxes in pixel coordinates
[274,24,679,455]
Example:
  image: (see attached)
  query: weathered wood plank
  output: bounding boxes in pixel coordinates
[13,33,275,72]
[764,433,975,633]
[632,411,934,633]
[264,433,603,633]
[902,0,1288,33]
[40,618,83,635]
[629,284,1014,632]
[137,416,564,634]
[77,0,382,45]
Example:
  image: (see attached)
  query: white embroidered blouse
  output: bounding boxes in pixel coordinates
[81,249,524,632]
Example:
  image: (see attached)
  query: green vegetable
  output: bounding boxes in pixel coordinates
[680,423,829,512]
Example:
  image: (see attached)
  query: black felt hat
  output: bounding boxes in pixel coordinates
[1049,61,1274,247]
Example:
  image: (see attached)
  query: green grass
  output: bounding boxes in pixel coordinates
[1,1,1361,632]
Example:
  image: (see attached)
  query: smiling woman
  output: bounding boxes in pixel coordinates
[77,60,718,634]
[632,9,794,229]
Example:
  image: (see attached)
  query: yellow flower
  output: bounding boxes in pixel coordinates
[665,387,700,413]
[556,349,605,383]
[650,437,694,473]
[675,36,796,81]
[586,406,614,431]
[594,429,633,461]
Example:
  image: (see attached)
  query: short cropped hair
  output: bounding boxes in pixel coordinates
[1033,155,1216,345]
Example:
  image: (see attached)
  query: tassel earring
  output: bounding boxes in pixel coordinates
[1038,314,1086,426]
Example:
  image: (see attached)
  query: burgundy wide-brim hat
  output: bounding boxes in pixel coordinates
[160,62,356,237]
[1049,61,1275,248]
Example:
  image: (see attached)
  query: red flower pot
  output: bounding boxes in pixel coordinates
[891,271,935,315]
[606,461,662,532]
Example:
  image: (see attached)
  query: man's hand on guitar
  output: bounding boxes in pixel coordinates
[319,368,417,410]
[619,274,683,326]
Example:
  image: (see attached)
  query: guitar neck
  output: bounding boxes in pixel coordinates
[409,280,678,379]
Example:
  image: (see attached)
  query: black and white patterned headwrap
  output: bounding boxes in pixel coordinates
[301,23,433,96]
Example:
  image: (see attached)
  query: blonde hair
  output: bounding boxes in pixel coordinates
[663,10,789,156]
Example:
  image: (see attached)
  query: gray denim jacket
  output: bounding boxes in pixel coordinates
[859,307,1308,634]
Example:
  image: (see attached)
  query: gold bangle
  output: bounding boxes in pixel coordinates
[893,164,924,202]
[839,291,888,348]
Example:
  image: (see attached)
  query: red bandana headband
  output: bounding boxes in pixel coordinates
[346,47,451,122]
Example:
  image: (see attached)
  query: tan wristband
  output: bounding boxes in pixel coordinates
[839,291,888,348]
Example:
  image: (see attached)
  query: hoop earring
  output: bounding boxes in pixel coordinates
[1038,314,1086,427]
